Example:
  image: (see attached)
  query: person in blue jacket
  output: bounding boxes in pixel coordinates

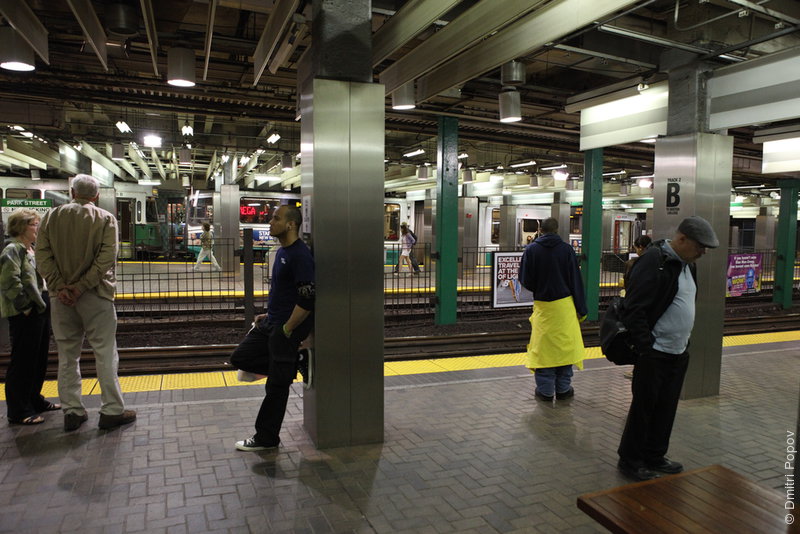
[518,217,587,402]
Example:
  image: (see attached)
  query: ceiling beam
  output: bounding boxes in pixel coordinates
[66,0,108,71]
[150,148,166,180]
[128,144,153,179]
[372,0,460,67]
[104,143,138,180]
[205,150,218,181]
[0,0,49,65]
[415,0,641,103]
[252,0,299,86]
[139,0,160,77]
[5,137,60,168]
[379,0,544,95]
[0,153,31,169]
[78,141,124,178]
[203,0,218,81]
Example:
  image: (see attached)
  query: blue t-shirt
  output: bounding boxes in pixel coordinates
[267,239,315,325]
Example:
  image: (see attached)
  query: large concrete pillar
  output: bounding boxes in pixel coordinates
[652,59,732,399]
[301,0,384,448]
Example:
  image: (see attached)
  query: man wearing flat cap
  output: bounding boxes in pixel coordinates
[616,215,718,481]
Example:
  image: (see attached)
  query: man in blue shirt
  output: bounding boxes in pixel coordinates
[617,216,718,481]
[230,204,315,451]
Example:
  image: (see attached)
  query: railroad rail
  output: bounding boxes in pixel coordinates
[1,314,797,380]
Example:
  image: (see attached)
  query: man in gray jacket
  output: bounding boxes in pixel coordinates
[36,174,136,432]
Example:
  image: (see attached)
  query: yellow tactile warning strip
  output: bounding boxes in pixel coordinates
[1,330,798,400]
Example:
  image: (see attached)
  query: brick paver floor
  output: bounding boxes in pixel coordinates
[0,341,797,533]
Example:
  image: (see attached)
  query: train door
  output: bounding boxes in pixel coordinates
[117,198,135,259]
[165,197,186,258]
[613,219,632,253]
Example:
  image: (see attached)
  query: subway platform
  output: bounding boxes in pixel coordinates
[0,335,797,533]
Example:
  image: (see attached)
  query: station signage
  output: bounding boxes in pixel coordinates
[1,198,52,214]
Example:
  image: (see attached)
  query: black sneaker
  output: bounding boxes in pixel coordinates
[556,387,575,400]
[534,390,554,402]
[235,437,279,452]
[297,348,313,388]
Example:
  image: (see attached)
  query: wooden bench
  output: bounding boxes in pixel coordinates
[577,464,790,533]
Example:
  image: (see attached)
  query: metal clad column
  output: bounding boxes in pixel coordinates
[653,133,732,399]
[302,0,383,448]
[435,116,458,325]
[218,184,239,272]
[774,181,799,309]
[581,148,603,320]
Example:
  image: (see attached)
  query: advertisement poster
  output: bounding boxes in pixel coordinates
[726,253,762,297]
[492,252,534,308]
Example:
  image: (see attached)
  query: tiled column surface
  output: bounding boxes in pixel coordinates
[0,343,796,533]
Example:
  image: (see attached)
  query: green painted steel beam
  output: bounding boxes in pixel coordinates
[581,148,603,320]
[773,184,798,309]
[435,116,459,324]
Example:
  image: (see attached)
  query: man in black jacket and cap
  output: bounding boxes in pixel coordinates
[617,215,719,481]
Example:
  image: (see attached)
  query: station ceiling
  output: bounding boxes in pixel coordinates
[1,0,799,198]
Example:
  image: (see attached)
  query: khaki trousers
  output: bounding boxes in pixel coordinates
[51,291,125,416]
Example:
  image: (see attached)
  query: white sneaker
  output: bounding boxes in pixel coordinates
[235,437,279,451]
[237,370,264,382]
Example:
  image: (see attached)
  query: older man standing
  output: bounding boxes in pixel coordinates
[36,174,135,432]
[616,216,719,481]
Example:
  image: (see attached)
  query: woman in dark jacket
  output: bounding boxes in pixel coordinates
[0,209,58,425]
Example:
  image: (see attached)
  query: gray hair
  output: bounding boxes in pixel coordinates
[71,174,99,200]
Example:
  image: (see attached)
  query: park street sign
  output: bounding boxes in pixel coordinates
[1,198,52,214]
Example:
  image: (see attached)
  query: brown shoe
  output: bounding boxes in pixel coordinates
[98,410,137,430]
[64,412,88,432]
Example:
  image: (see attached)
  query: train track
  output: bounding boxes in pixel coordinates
[2,314,797,379]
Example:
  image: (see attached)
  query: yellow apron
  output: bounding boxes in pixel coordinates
[525,296,585,370]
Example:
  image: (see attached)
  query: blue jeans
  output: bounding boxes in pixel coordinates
[534,365,574,397]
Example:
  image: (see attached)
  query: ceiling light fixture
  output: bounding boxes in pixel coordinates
[403,148,425,158]
[167,47,196,87]
[267,132,281,144]
[540,163,566,171]
[637,178,653,189]
[418,165,429,179]
[116,120,132,133]
[138,179,162,186]
[458,152,469,159]
[499,87,522,123]
[181,121,193,136]
[143,134,161,148]
[0,27,36,72]
[510,160,536,168]
[463,168,474,182]
[530,175,539,187]
[602,171,626,176]
[552,169,569,181]
[392,80,416,110]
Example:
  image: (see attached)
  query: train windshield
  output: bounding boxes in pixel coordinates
[145,198,159,223]
[240,197,282,224]
[384,203,400,240]
[188,195,213,225]
[44,190,70,208]
[5,188,39,199]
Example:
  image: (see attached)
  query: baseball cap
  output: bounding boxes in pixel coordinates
[677,216,719,248]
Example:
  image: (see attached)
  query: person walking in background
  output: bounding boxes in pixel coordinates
[395,222,419,275]
[621,235,653,294]
[518,217,587,402]
[194,222,221,271]
[230,204,314,451]
[616,216,718,481]
[0,209,59,425]
[36,174,136,432]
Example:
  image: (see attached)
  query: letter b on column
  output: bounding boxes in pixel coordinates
[666,183,680,208]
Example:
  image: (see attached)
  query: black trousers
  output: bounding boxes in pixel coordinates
[617,348,689,466]
[5,295,51,421]
[229,321,309,444]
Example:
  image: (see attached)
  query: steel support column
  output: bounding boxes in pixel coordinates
[581,148,603,320]
[301,0,382,448]
[774,182,799,309]
[435,116,459,325]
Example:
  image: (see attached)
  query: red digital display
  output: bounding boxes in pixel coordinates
[240,206,256,216]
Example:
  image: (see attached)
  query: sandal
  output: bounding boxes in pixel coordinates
[41,402,61,412]
[9,415,45,425]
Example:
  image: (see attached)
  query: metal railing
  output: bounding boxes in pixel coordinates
[114,239,796,325]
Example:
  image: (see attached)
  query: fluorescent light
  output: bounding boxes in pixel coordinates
[11,125,24,131]
[733,184,764,189]
[403,148,425,157]
[143,134,161,148]
[540,164,566,171]
[181,122,193,136]
[267,132,281,144]
[20,130,33,138]
[116,120,132,133]
[458,153,469,159]
[510,160,536,168]
[138,179,162,186]
[602,171,626,176]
